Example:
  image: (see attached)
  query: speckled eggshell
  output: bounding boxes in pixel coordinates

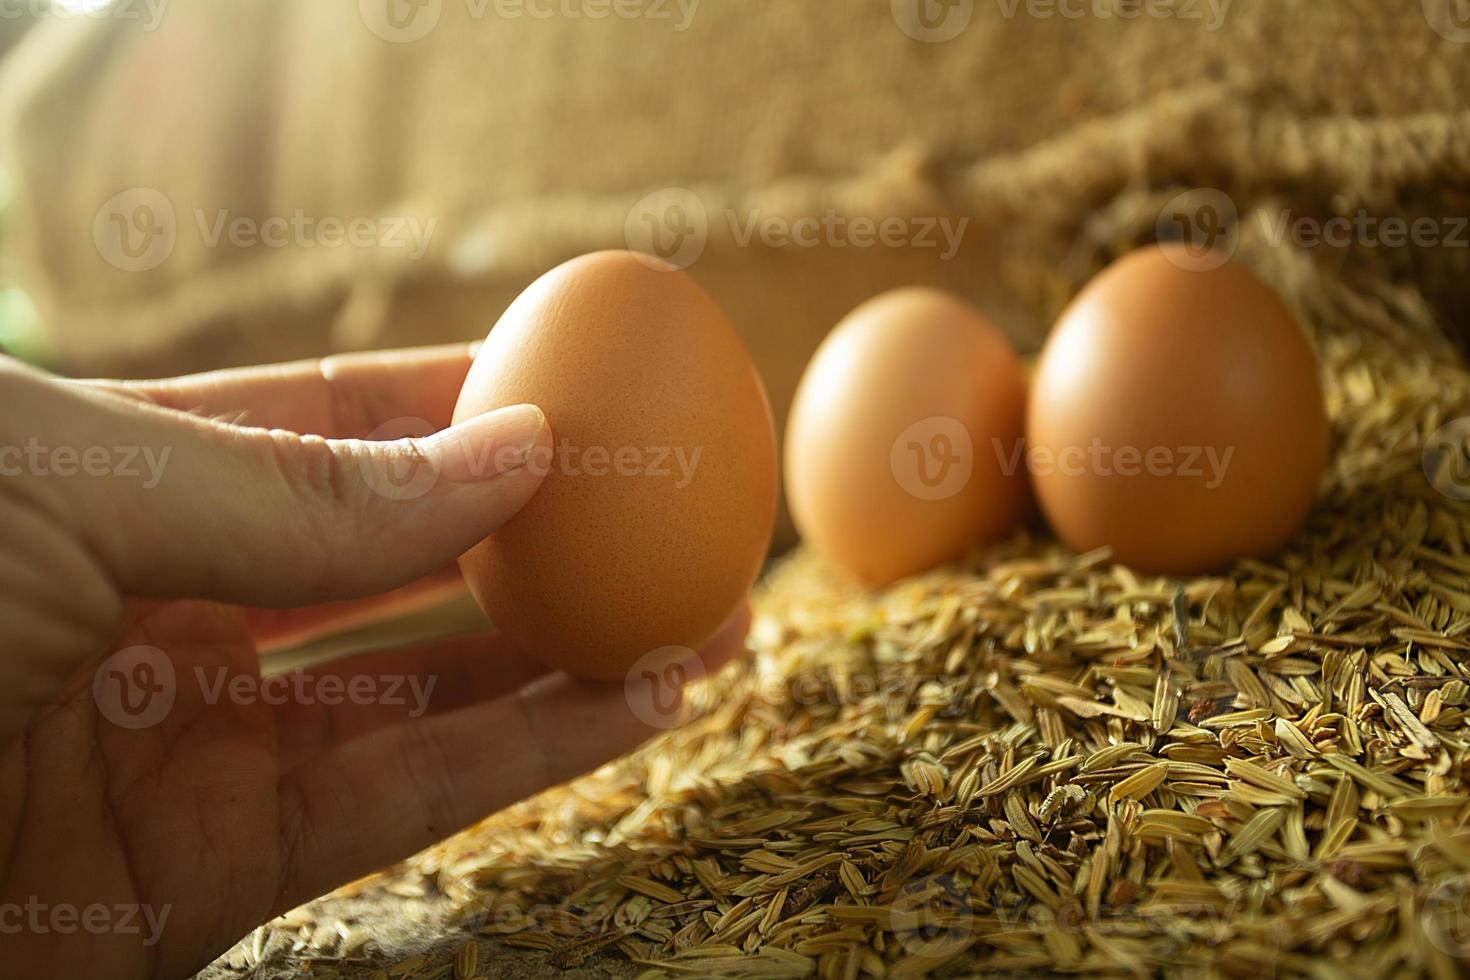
[454,251,777,681]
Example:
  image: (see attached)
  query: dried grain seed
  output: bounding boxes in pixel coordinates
[1109,762,1170,804]
[1224,759,1306,800]
[268,330,1470,980]
[1376,690,1442,751]
[1082,742,1151,773]
[1273,718,1319,758]
[1218,807,1288,866]
[1322,753,1414,799]
[1200,708,1274,729]
[617,876,688,905]
[1382,796,1468,816]
[758,886,788,935]
[1137,810,1214,838]
[452,942,478,979]
[387,955,429,976]
[976,754,1040,796]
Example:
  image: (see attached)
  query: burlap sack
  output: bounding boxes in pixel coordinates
[3,0,1469,550]
[6,6,1470,976]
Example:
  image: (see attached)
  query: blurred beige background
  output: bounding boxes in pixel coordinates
[2,0,1468,551]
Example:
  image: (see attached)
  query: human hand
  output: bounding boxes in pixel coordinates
[0,344,749,978]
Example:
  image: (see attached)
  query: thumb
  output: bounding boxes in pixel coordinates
[15,364,549,606]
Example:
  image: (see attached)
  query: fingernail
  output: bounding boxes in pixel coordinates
[430,403,547,484]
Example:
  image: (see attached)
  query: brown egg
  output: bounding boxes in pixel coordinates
[454,251,777,681]
[1027,243,1329,575]
[784,288,1028,586]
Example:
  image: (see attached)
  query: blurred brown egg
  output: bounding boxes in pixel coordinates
[784,288,1028,586]
[454,251,778,681]
[1027,243,1329,575]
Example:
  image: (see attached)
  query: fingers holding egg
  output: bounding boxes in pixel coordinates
[454,251,777,682]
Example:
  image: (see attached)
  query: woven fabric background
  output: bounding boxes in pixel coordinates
[5,0,1468,546]
[0,2,1464,391]
[5,4,1470,977]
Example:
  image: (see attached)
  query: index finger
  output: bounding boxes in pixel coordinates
[77,341,482,439]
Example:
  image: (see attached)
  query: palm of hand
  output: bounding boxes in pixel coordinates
[0,347,748,979]
[6,600,291,979]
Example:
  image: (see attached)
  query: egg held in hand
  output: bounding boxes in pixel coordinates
[454,251,778,681]
[1026,243,1329,575]
[784,287,1029,586]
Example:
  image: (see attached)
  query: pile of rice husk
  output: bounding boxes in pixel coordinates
[203,274,1470,979]
[9,3,1467,977]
